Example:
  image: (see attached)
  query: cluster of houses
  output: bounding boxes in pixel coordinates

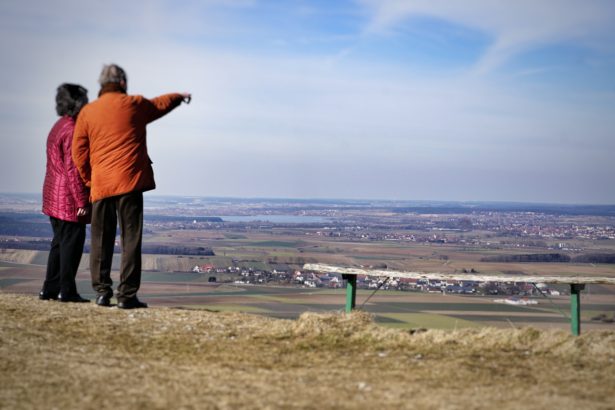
[192,264,241,274]
[190,264,562,296]
[292,272,562,296]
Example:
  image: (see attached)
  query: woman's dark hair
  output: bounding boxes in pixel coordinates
[55,83,88,118]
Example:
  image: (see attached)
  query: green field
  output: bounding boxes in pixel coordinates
[376,312,480,329]
[181,304,270,313]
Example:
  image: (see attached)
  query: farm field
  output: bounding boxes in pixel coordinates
[2,259,614,332]
[143,228,615,277]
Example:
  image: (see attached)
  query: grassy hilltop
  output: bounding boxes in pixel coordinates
[1,292,614,410]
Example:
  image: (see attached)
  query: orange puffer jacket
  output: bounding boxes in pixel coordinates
[72,90,183,202]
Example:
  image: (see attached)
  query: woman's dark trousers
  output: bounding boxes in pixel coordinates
[90,192,143,302]
[43,217,86,297]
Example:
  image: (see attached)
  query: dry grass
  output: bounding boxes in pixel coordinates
[1,292,614,410]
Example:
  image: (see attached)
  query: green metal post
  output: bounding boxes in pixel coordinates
[570,284,585,336]
[342,274,357,313]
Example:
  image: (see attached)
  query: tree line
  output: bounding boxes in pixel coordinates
[481,253,615,264]
[0,240,214,256]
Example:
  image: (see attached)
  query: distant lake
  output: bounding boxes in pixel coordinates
[221,215,331,224]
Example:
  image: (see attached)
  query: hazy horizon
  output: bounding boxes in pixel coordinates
[2,191,614,207]
[1,1,614,204]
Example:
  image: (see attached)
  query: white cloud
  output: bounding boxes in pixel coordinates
[358,0,615,73]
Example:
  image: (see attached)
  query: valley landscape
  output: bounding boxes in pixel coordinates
[2,193,614,332]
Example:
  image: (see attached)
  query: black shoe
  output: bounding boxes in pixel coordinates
[39,291,59,300]
[117,298,148,309]
[59,293,90,303]
[96,294,111,307]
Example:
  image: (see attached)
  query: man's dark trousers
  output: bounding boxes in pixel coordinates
[44,217,86,297]
[90,191,143,302]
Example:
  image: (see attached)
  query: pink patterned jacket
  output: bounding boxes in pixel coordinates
[42,116,89,223]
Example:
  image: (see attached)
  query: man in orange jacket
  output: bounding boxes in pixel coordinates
[72,64,191,309]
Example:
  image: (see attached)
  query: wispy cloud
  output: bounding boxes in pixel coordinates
[357,0,615,73]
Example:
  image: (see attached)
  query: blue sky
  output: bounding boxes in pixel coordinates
[1,0,614,203]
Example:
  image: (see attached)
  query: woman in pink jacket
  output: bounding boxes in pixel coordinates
[40,84,91,302]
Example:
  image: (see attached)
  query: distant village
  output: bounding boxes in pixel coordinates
[190,263,564,297]
[145,210,615,253]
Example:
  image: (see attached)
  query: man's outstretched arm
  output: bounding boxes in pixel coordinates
[142,93,191,123]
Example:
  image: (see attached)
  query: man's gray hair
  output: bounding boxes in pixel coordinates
[98,64,127,86]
